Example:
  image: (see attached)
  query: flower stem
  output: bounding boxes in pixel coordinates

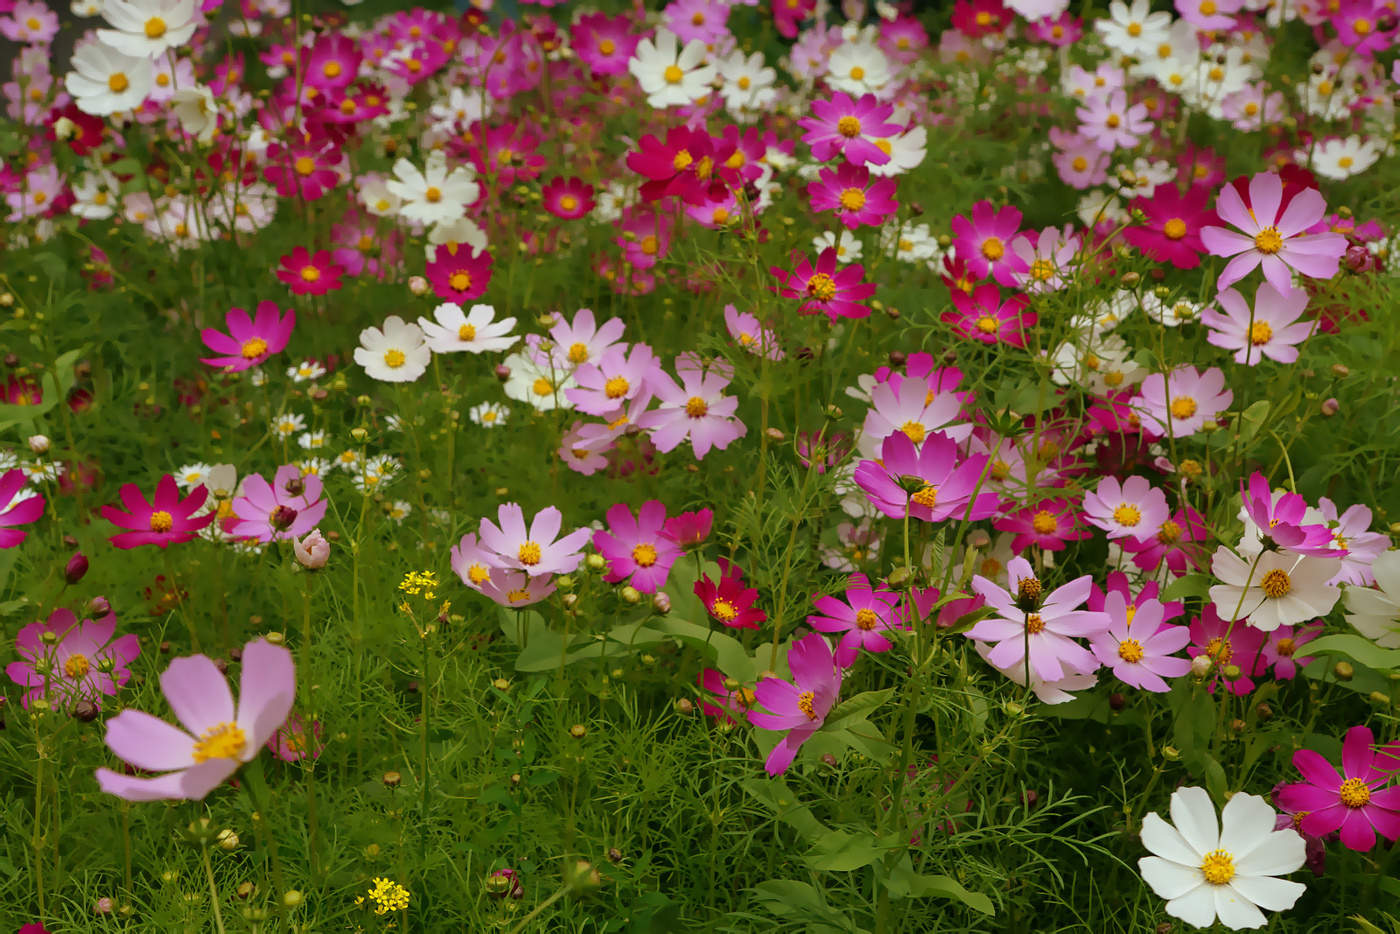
[300,573,320,877]
[200,841,228,934]
[242,757,287,910]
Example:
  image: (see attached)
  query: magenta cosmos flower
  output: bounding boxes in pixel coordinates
[636,354,747,460]
[1082,475,1168,540]
[229,464,329,543]
[698,668,756,723]
[1201,281,1314,366]
[1278,725,1400,852]
[0,467,44,547]
[662,507,713,547]
[1124,184,1216,269]
[1132,365,1232,438]
[806,574,907,667]
[965,558,1107,682]
[807,162,898,230]
[1199,171,1347,295]
[592,500,683,594]
[770,247,875,321]
[798,91,902,166]
[1239,471,1335,555]
[853,430,1001,523]
[7,606,140,709]
[541,176,595,220]
[950,200,1029,287]
[747,632,842,776]
[276,247,344,296]
[95,639,294,801]
[1088,594,1191,693]
[426,242,493,304]
[101,475,214,549]
[199,301,295,372]
[941,283,1035,347]
[1121,507,1208,577]
[695,558,766,630]
[995,497,1092,553]
[478,503,591,577]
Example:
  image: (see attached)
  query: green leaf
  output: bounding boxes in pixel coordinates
[1160,573,1211,602]
[741,777,829,840]
[1237,400,1271,444]
[805,830,886,871]
[823,688,894,733]
[884,856,994,915]
[646,616,756,682]
[1300,634,1400,672]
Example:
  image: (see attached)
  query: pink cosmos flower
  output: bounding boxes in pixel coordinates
[965,558,1107,682]
[572,13,639,77]
[1132,365,1232,438]
[1082,475,1168,540]
[0,467,44,547]
[6,606,140,709]
[1124,184,1216,269]
[541,176,595,220]
[1121,507,1208,577]
[861,368,971,449]
[1089,594,1191,692]
[478,503,592,577]
[808,162,898,230]
[1260,621,1322,680]
[662,508,713,547]
[0,0,58,42]
[95,640,294,801]
[797,91,903,166]
[1238,471,1336,555]
[724,304,783,360]
[1317,498,1389,586]
[698,668,756,723]
[304,33,360,93]
[1201,282,1314,366]
[267,715,323,762]
[853,430,1001,523]
[1332,0,1394,57]
[478,567,559,608]
[1187,605,1267,695]
[695,558,766,630]
[264,143,341,201]
[592,500,682,594]
[625,127,737,207]
[199,301,295,372]
[769,247,875,321]
[229,465,328,543]
[1277,725,1400,852]
[565,343,659,416]
[538,307,626,371]
[941,283,1036,346]
[1199,172,1347,295]
[950,201,1029,287]
[1076,90,1150,151]
[101,475,214,549]
[276,247,344,296]
[806,574,906,667]
[747,632,842,776]
[994,497,1091,552]
[636,354,747,460]
[425,242,492,304]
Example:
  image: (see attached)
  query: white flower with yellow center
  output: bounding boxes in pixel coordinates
[385,155,479,227]
[64,40,154,116]
[1139,787,1305,930]
[97,0,198,57]
[1208,546,1341,632]
[1344,550,1400,648]
[825,41,891,97]
[627,28,716,109]
[501,351,577,413]
[354,315,430,383]
[469,402,509,428]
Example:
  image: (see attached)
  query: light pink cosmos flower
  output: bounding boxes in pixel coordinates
[965,557,1107,682]
[723,304,783,360]
[1082,475,1168,540]
[95,639,294,801]
[973,641,1097,704]
[636,354,747,460]
[1237,471,1337,556]
[229,465,328,543]
[478,503,592,577]
[1089,594,1191,692]
[7,606,140,709]
[860,370,971,454]
[536,307,626,370]
[1200,282,1314,366]
[1317,497,1388,586]
[199,301,295,373]
[747,632,842,776]
[1132,366,1232,438]
[1011,225,1080,293]
[0,467,44,548]
[592,500,682,594]
[565,343,660,416]
[797,91,903,166]
[1277,725,1400,852]
[852,430,1001,523]
[1199,172,1347,295]
[1075,90,1150,151]
[806,574,907,667]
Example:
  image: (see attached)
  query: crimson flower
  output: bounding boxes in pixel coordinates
[101,475,214,549]
[425,242,493,303]
[770,247,875,321]
[276,247,344,296]
[1123,184,1217,269]
[695,558,766,630]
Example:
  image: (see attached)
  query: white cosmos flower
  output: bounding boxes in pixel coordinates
[1208,547,1341,632]
[171,84,218,144]
[501,351,576,412]
[469,402,509,427]
[97,0,198,57]
[384,155,479,226]
[65,40,154,116]
[1139,787,1305,930]
[825,41,891,96]
[627,28,716,109]
[417,303,518,354]
[354,315,431,383]
[1344,550,1400,648]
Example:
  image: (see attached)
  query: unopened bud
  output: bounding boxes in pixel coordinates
[54,116,77,140]
[383,770,402,787]
[1255,702,1273,721]
[620,585,640,604]
[1332,363,1350,378]
[494,364,511,382]
[1190,655,1213,678]
[569,723,586,738]
[293,529,330,569]
[1161,745,1180,761]
[1120,271,1140,287]
[407,275,429,295]
[270,505,299,531]
[1334,661,1354,681]
[651,592,671,615]
[85,595,111,617]
[217,829,240,851]
[585,553,606,571]
[72,699,99,722]
[27,434,50,454]
[1223,664,1242,681]
[350,427,369,442]
[563,859,602,893]
[1369,690,1391,707]
[1320,397,1339,416]
[65,552,89,584]
[674,698,693,715]
[282,890,304,909]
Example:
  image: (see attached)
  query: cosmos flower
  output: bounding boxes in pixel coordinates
[592,500,682,594]
[747,632,842,776]
[477,503,591,577]
[101,474,214,549]
[695,558,766,630]
[797,92,903,166]
[806,574,907,667]
[0,468,44,548]
[1200,283,1315,366]
[6,606,140,709]
[1277,725,1400,852]
[769,247,876,321]
[636,354,747,460]
[199,301,295,373]
[228,464,328,543]
[964,557,1107,683]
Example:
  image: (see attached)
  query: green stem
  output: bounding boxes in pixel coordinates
[200,843,229,934]
[301,573,320,877]
[242,757,287,910]
[507,885,570,934]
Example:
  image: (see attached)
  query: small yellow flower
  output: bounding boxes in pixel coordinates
[365,877,410,914]
[398,570,439,601]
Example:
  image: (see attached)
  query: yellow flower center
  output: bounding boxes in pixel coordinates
[711,598,737,622]
[323,60,342,78]
[64,653,91,678]
[1339,777,1371,808]
[1117,639,1144,663]
[900,421,926,443]
[468,563,490,585]
[532,377,554,396]
[1072,156,1088,171]
[383,349,406,369]
[424,186,442,203]
[1018,577,1043,602]
[559,194,578,212]
[911,485,938,508]
[1353,17,1372,34]
[300,265,321,283]
[458,323,476,341]
[149,510,174,532]
[849,65,865,80]
[1170,397,1198,419]
[631,543,659,567]
[1200,0,1217,14]
[566,342,589,364]
[737,75,750,89]
[973,315,1000,335]
[1200,849,1235,885]
[192,722,247,763]
[1127,22,1142,36]
[1163,218,1187,240]
[839,188,866,211]
[672,149,693,171]
[837,115,862,137]
[981,236,1004,260]
[855,608,879,630]
[108,72,130,93]
[1249,321,1273,345]
[797,690,818,719]
[685,396,709,418]
[1260,568,1291,598]
[1206,636,1232,664]
[292,156,321,178]
[991,459,1010,480]
[806,273,837,301]
[518,541,542,566]
[664,64,684,84]
[1025,613,1045,634]
[241,338,268,360]
[1032,510,1058,534]
[449,271,471,291]
[145,16,166,38]
[604,376,630,398]
[1105,113,1121,128]
[1276,637,1296,656]
[1254,226,1283,254]
[599,38,615,55]
[1112,504,1142,527]
[1030,258,1054,280]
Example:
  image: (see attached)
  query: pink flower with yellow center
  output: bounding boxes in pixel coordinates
[592,500,682,594]
[101,474,215,549]
[747,632,842,775]
[477,503,592,578]
[694,558,766,630]
[1278,725,1400,852]
[199,301,295,373]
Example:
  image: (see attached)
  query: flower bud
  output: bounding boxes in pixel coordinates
[282,890,304,909]
[54,116,76,139]
[1320,397,1339,416]
[563,859,601,894]
[585,553,607,572]
[1161,745,1180,761]
[494,364,511,381]
[1369,690,1391,707]
[382,771,402,787]
[1190,655,1213,678]
[407,275,429,296]
[569,723,586,738]
[27,434,50,454]
[293,529,330,569]
[620,586,640,604]
[72,699,99,722]
[94,896,113,914]
[1331,363,1350,378]
[270,505,299,531]
[1223,664,1242,681]
[65,552,89,584]
[349,427,369,443]
[651,592,671,615]
[1334,661,1354,681]
[674,698,693,715]
[217,829,240,851]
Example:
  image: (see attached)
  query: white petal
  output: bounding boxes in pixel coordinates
[1141,813,1201,867]
[1138,855,1205,900]
[1170,787,1220,854]
[1213,885,1267,929]
[1229,874,1306,912]
[1164,887,1218,929]
[1234,829,1305,877]
[1218,793,1277,860]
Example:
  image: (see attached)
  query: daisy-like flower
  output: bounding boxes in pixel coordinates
[698,668,757,723]
[102,475,213,549]
[355,316,430,383]
[965,558,1108,682]
[636,354,746,460]
[995,498,1093,553]
[627,28,715,109]
[6,607,140,710]
[1076,90,1151,152]
[592,500,682,594]
[1187,605,1267,695]
[1201,282,1314,366]
[95,640,294,801]
[1208,547,1341,632]
[797,91,902,166]
[566,343,660,417]
[572,12,639,78]
[1124,184,1216,270]
[1133,366,1232,438]
[502,351,576,412]
[540,308,626,371]
[267,715,322,763]
[1082,475,1168,540]
[199,301,294,373]
[297,432,328,452]
[174,463,212,492]
[950,201,1029,287]
[825,40,890,96]
[724,305,783,360]
[229,464,328,543]
[807,162,899,230]
[1344,550,1400,647]
[286,360,327,382]
[806,574,906,667]
[0,468,44,548]
[813,229,864,264]
[1199,171,1347,295]
[417,303,517,355]
[1138,787,1305,930]
[770,247,876,321]
[270,413,305,438]
[425,242,492,304]
[1278,725,1400,852]
[477,503,591,577]
[65,41,153,116]
[1095,0,1172,58]
[276,247,343,296]
[1260,622,1321,680]
[1306,135,1382,182]
[695,558,766,629]
[477,567,559,609]
[1236,472,1336,556]
[747,633,842,776]
[469,402,509,428]
[942,283,1036,347]
[716,49,777,116]
[540,177,595,220]
[1089,594,1191,692]
[97,0,198,57]
[1011,225,1079,293]
[385,156,479,226]
[853,430,1001,523]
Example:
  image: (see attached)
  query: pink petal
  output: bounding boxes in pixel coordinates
[235,639,296,752]
[95,758,238,802]
[104,710,196,771]
[160,654,235,736]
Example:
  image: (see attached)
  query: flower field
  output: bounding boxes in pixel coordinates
[3,0,1400,930]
